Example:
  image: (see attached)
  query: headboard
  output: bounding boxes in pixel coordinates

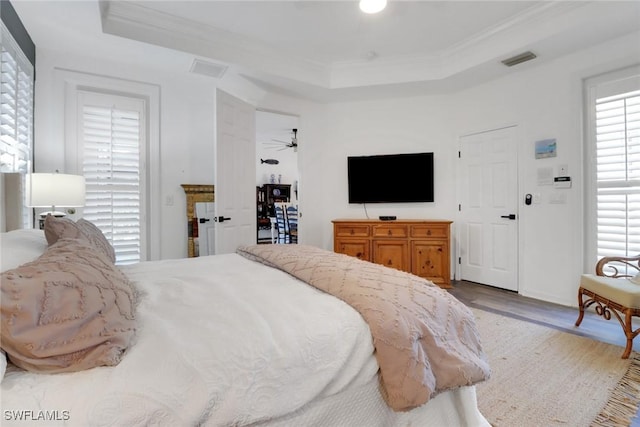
[1,173,26,232]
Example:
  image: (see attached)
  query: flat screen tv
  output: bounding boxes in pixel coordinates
[348,152,434,203]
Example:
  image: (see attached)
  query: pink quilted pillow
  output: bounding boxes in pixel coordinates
[43,216,84,245]
[44,216,116,263]
[0,238,137,373]
[76,219,116,263]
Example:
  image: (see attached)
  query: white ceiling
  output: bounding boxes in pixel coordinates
[12,1,640,102]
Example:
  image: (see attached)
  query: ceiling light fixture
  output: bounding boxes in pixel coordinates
[359,0,387,14]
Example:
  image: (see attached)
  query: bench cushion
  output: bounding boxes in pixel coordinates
[580,274,640,309]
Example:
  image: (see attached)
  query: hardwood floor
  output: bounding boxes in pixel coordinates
[449,280,640,427]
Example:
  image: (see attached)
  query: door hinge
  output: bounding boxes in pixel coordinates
[458,151,461,158]
[458,204,461,211]
[458,257,461,264]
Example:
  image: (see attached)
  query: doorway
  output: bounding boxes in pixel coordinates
[457,126,519,291]
[255,110,300,244]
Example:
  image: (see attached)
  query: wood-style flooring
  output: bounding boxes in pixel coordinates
[449,280,640,427]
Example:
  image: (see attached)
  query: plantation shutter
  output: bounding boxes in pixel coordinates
[595,89,640,259]
[0,23,33,174]
[1,22,34,229]
[79,91,146,264]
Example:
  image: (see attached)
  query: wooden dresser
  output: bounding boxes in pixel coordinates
[332,219,453,288]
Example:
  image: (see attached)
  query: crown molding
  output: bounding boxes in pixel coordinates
[99,0,621,91]
[100,1,330,87]
[328,2,587,88]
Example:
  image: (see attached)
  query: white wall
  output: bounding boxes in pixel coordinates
[272,31,639,307]
[453,32,640,306]
[27,11,640,306]
[32,48,224,260]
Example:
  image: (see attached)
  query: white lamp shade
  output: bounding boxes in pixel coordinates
[26,173,86,208]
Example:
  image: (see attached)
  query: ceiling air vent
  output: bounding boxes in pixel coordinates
[189,59,229,79]
[501,51,537,67]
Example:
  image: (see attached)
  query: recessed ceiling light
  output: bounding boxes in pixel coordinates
[359,0,387,14]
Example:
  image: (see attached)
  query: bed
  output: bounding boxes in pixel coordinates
[0,219,491,427]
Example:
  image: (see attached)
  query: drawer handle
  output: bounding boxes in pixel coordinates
[350,229,354,235]
[427,230,432,236]
[388,230,392,236]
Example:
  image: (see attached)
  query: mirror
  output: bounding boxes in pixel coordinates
[195,201,215,256]
[181,184,214,258]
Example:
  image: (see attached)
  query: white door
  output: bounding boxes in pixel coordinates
[195,202,215,256]
[215,90,257,254]
[458,126,518,291]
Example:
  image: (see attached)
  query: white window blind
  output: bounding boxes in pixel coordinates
[0,23,33,174]
[595,89,640,259]
[79,92,146,264]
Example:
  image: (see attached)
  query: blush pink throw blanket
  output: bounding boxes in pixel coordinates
[237,244,490,411]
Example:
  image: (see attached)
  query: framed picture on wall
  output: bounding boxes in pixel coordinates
[535,138,557,159]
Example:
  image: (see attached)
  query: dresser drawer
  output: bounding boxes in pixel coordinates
[335,224,370,237]
[333,218,452,289]
[410,224,448,238]
[372,224,408,238]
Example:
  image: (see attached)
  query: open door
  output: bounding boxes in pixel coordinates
[215,90,256,254]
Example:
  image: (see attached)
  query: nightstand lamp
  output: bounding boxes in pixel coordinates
[26,173,86,229]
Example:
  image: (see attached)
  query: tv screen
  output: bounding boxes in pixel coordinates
[348,152,434,203]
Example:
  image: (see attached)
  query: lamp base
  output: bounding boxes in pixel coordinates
[38,212,66,230]
[39,211,66,218]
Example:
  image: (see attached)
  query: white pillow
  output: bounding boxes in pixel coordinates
[631,272,640,285]
[1,229,48,272]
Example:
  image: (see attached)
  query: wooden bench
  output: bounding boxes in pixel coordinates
[575,255,640,359]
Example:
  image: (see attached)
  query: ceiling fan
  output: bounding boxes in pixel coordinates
[263,129,298,152]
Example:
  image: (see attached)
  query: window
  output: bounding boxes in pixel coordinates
[78,91,146,264]
[0,21,33,174]
[586,67,640,266]
[60,70,160,261]
[1,19,34,229]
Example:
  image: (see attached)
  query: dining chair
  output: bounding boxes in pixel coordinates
[274,204,288,244]
[286,205,298,244]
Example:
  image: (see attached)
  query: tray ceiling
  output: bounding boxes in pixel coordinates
[11,1,640,102]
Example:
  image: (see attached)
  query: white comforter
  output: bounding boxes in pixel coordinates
[1,254,379,426]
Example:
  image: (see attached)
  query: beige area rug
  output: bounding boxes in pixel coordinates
[472,308,640,427]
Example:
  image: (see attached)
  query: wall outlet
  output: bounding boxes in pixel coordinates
[558,164,568,176]
[165,195,174,206]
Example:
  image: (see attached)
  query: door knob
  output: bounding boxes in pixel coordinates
[199,218,211,223]
[215,216,232,223]
[500,214,517,220]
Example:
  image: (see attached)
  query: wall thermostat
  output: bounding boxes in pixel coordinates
[554,176,572,189]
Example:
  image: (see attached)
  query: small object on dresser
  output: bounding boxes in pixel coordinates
[379,216,397,221]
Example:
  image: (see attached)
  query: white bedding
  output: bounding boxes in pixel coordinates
[1,253,489,426]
